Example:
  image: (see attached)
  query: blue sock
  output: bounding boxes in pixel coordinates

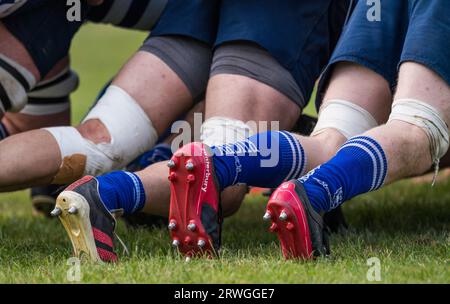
[97,171,146,215]
[212,131,307,190]
[136,143,173,168]
[0,122,9,140]
[299,136,388,213]
[127,143,173,171]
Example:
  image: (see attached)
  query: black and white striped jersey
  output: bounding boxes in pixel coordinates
[87,0,167,30]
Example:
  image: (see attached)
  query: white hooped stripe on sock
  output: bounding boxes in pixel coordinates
[124,172,143,213]
[293,135,306,178]
[279,132,297,181]
[340,143,379,191]
[358,139,386,189]
[346,137,387,189]
[340,136,387,190]
[279,131,307,181]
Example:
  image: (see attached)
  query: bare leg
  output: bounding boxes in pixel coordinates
[205,74,300,129]
[58,65,393,220]
[136,160,248,218]
[136,162,170,217]
[0,51,193,191]
[294,62,393,169]
[205,74,302,214]
[2,109,70,134]
[133,100,240,218]
[132,74,301,218]
[203,64,390,215]
[363,62,450,183]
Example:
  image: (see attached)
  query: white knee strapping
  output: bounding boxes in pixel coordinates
[388,98,449,164]
[21,69,79,115]
[200,116,254,147]
[45,85,158,182]
[311,99,378,139]
[0,54,36,113]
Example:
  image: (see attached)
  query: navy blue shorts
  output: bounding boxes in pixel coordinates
[150,0,351,107]
[87,0,167,30]
[316,0,450,109]
[2,0,87,78]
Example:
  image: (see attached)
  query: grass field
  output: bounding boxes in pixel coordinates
[0,25,448,284]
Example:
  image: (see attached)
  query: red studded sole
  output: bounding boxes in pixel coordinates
[168,153,215,258]
[266,199,313,260]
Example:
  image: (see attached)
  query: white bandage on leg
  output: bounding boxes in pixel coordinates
[21,69,79,115]
[45,85,158,183]
[311,99,378,139]
[388,98,449,169]
[0,54,36,113]
[200,116,254,146]
[44,127,90,183]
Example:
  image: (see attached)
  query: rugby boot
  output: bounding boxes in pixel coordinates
[263,187,348,234]
[52,176,120,263]
[265,180,330,259]
[167,142,222,258]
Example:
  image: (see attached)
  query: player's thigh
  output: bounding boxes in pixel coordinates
[396,0,450,124]
[215,0,348,108]
[111,0,220,134]
[322,62,392,124]
[205,74,301,131]
[111,51,193,135]
[205,0,347,130]
[315,0,410,125]
[396,62,450,125]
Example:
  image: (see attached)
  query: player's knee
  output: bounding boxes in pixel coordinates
[77,119,111,144]
[200,117,254,147]
[311,99,379,161]
[0,55,37,114]
[211,42,304,108]
[141,35,211,101]
[44,85,159,184]
[388,99,449,166]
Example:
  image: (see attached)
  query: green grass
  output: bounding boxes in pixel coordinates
[0,25,448,283]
